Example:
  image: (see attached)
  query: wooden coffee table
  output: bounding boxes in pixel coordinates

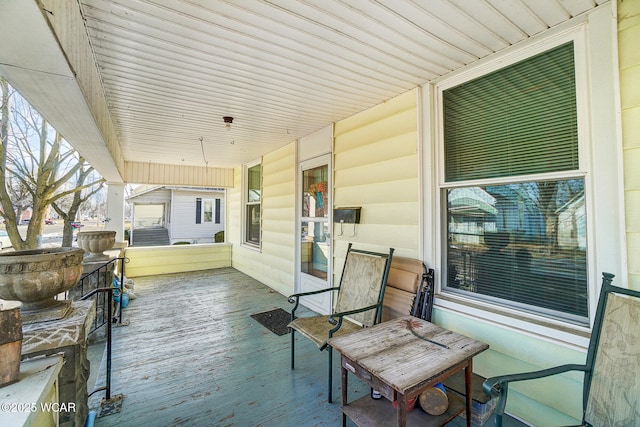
[327,316,489,426]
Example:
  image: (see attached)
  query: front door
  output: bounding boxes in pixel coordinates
[297,156,332,314]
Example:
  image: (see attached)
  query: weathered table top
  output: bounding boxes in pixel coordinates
[328,315,489,395]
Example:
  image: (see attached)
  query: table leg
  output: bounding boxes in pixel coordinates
[341,359,348,427]
[464,360,473,427]
[396,393,407,427]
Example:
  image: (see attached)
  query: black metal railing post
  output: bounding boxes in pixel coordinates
[78,257,128,406]
[105,284,113,401]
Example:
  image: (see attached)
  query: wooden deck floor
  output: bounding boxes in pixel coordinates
[89,268,527,427]
[90,268,368,426]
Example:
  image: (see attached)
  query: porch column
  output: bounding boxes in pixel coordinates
[105,183,125,242]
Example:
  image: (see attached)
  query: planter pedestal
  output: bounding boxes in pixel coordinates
[22,300,95,427]
[22,299,73,325]
[0,300,22,387]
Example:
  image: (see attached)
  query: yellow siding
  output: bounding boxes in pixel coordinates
[124,244,231,277]
[124,161,234,187]
[435,308,586,424]
[229,143,296,296]
[333,90,419,264]
[619,0,640,290]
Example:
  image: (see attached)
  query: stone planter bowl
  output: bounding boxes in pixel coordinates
[0,248,84,314]
[76,230,116,261]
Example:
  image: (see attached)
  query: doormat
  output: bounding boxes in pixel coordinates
[251,308,291,336]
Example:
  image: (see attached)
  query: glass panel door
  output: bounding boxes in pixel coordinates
[297,156,331,314]
[301,164,329,279]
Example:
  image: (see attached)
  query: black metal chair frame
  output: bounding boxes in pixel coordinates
[483,272,640,426]
[288,243,394,403]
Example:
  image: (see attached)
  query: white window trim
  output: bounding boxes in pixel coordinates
[200,198,220,224]
[422,3,626,348]
[242,158,262,250]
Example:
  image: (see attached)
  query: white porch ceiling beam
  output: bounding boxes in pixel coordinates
[0,0,124,182]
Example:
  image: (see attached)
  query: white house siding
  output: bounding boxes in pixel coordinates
[169,189,225,244]
[230,144,296,296]
[333,90,420,278]
[130,188,171,204]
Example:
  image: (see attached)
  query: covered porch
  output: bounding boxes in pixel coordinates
[88,268,525,426]
[1,1,638,425]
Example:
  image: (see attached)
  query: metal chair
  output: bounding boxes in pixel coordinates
[483,272,640,426]
[288,243,393,403]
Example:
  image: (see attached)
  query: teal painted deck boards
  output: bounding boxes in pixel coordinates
[91,268,367,427]
[90,268,527,427]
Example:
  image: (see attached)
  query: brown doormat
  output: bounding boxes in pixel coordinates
[251,308,291,336]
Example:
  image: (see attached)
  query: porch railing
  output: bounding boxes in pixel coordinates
[76,257,128,405]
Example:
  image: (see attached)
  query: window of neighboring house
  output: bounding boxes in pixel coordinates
[196,198,221,224]
[244,161,261,247]
[440,41,590,324]
[203,200,213,223]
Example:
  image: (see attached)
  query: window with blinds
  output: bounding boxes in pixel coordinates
[442,42,589,322]
[444,42,578,182]
[245,163,261,246]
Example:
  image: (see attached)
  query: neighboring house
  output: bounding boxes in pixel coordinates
[0,230,11,249]
[127,186,225,246]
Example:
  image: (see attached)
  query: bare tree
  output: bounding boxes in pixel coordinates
[52,164,104,247]
[1,78,104,249]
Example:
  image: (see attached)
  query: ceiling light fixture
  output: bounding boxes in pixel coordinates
[223,116,233,130]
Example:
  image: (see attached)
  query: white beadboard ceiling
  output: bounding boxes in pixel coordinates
[1,0,607,180]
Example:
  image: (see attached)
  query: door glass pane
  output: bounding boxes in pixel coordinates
[302,165,329,219]
[446,178,588,320]
[301,221,329,280]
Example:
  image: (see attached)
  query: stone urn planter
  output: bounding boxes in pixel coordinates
[0,248,84,324]
[76,230,116,261]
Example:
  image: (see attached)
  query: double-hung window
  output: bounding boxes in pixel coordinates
[196,198,221,224]
[440,41,589,323]
[244,161,261,247]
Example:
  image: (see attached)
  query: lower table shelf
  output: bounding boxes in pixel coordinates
[342,393,465,427]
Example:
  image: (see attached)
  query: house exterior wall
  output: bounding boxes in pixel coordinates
[130,189,170,231]
[332,90,420,274]
[225,3,631,424]
[619,0,640,291]
[129,188,171,205]
[430,4,625,425]
[169,189,225,244]
[124,243,231,277]
[229,143,296,296]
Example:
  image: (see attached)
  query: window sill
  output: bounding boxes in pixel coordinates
[241,242,261,252]
[434,292,591,350]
